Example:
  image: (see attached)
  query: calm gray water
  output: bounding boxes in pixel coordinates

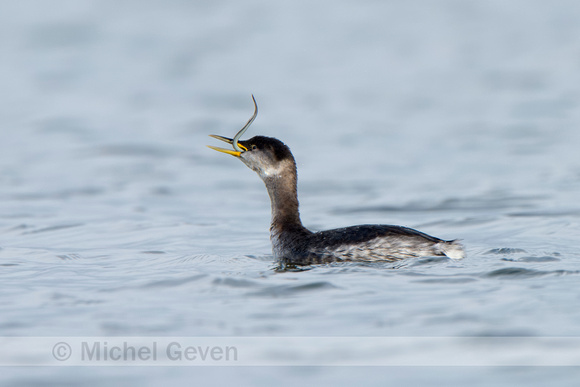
[2,0,580,385]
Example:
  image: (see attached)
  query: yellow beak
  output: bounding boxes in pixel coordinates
[207,134,248,157]
[206,145,242,157]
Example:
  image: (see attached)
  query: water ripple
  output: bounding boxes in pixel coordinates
[486,248,527,255]
[414,277,477,284]
[484,267,579,279]
[338,195,544,214]
[22,223,83,235]
[501,256,561,263]
[212,277,260,288]
[246,281,340,297]
[140,274,208,289]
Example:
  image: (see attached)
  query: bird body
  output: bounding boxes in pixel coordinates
[273,224,465,265]
[208,97,465,265]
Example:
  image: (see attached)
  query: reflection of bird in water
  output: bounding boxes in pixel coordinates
[208,96,465,265]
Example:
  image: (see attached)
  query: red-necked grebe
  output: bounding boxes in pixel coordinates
[208,96,465,265]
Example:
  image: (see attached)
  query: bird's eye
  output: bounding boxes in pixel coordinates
[251,145,258,151]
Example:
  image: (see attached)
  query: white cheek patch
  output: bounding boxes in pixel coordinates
[256,158,293,179]
[260,164,284,178]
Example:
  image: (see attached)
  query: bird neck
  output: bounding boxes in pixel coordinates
[263,168,305,233]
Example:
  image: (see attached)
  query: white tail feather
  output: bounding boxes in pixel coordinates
[439,241,466,260]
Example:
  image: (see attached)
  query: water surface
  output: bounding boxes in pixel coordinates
[1,0,580,385]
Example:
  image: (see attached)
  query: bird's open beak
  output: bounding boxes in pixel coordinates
[207,95,258,158]
[207,135,247,157]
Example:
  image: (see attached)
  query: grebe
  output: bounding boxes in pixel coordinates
[208,96,465,265]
